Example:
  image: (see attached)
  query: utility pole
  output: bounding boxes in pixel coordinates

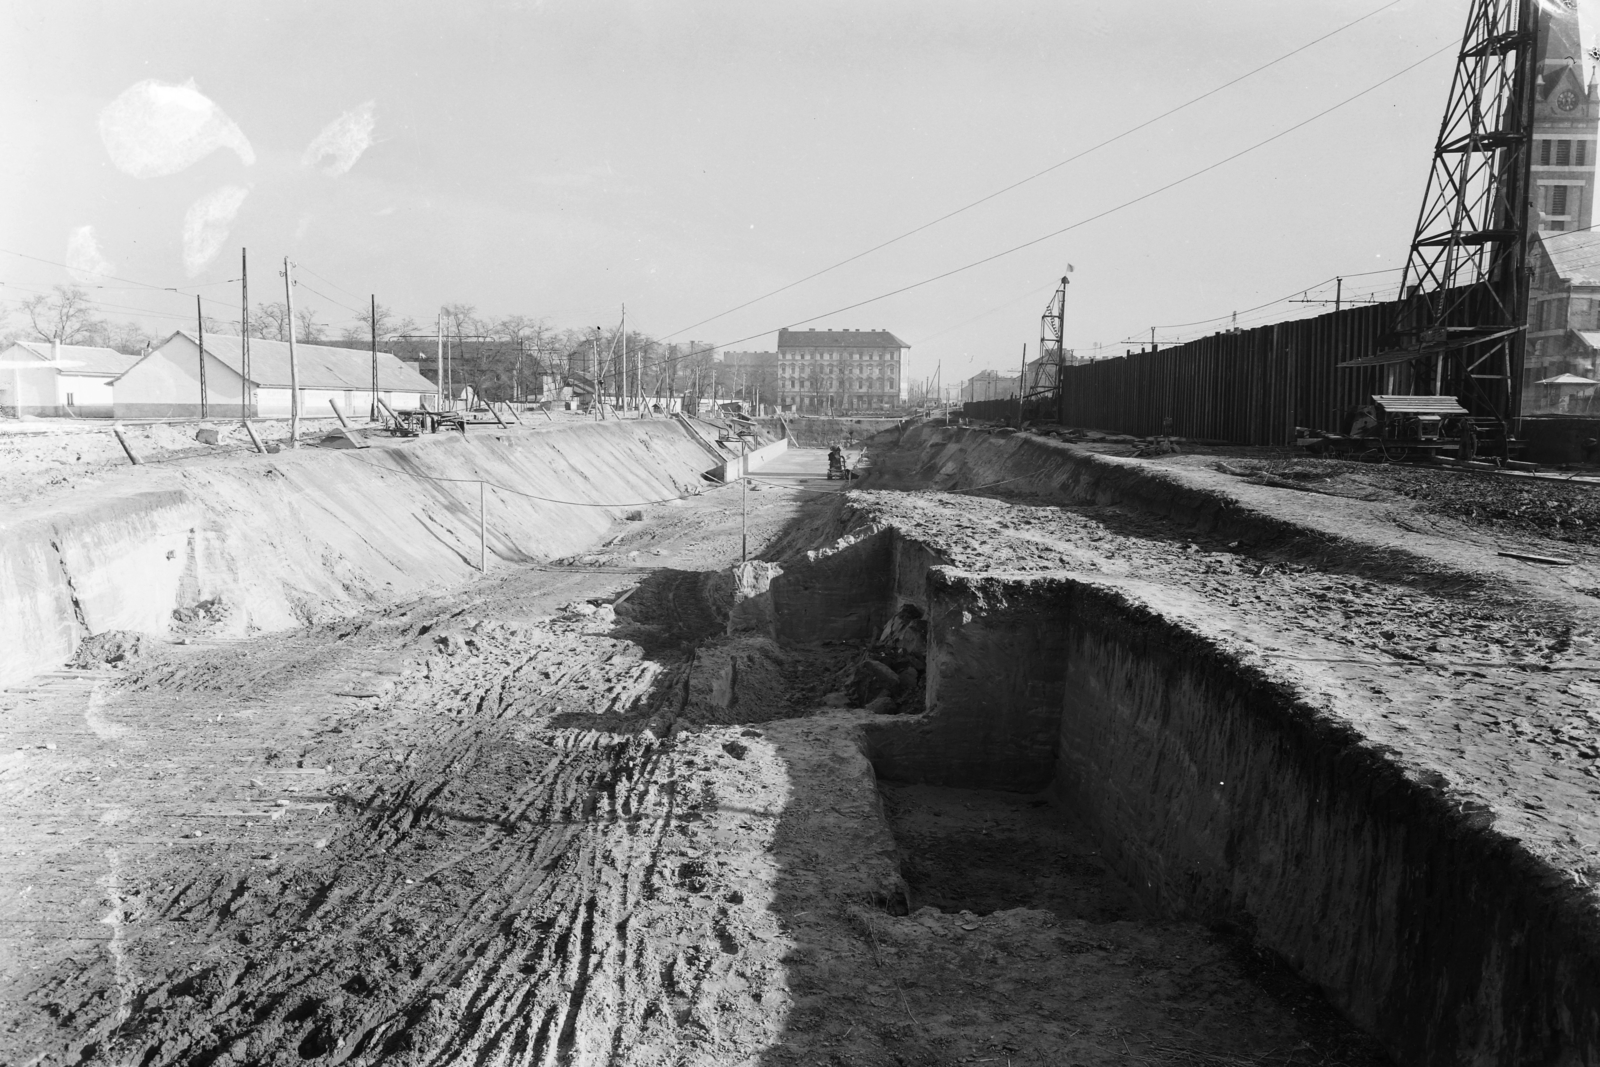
[592,327,604,419]
[621,304,627,416]
[1336,276,1343,312]
[370,295,379,421]
[740,433,748,563]
[240,248,250,420]
[1017,342,1027,428]
[282,258,301,447]
[196,295,208,419]
[435,311,443,411]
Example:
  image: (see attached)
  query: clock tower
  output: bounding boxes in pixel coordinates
[1530,0,1599,233]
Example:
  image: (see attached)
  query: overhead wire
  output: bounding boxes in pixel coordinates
[656,0,1410,342]
[649,37,1455,373]
[0,247,236,296]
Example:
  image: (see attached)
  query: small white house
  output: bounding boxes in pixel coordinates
[113,331,436,419]
[0,340,142,418]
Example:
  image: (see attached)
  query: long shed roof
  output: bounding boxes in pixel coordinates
[143,331,435,392]
[8,341,142,377]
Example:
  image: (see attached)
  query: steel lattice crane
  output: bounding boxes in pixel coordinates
[1346,0,1537,452]
[1038,272,1071,421]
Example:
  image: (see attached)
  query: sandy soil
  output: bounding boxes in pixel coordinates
[0,449,1390,1067]
[0,411,618,510]
[842,476,1600,900]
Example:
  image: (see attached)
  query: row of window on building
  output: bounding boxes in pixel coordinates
[1538,139,1591,167]
[782,351,896,361]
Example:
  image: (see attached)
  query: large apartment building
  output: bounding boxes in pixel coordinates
[775,328,907,413]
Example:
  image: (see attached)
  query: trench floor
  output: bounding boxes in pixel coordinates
[0,449,1389,1066]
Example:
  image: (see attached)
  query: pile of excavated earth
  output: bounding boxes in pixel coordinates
[1,416,1597,1067]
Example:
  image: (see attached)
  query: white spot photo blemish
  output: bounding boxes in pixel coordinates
[98,78,255,179]
[65,225,114,282]
[302,101,377,177]
[182,184,251,275]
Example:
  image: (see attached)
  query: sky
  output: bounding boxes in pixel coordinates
[1,0,1593,388]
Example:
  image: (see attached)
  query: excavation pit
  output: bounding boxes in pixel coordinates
[748,443,1600,1067]
[882,783,1142,923]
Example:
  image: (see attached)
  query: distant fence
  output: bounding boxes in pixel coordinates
[963,292,1516,445]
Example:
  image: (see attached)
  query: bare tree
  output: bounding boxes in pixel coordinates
[20,286,104,345]
[104,320,156,355]
[252,302,291,341]
[345,301,418,343]
[294,307,325,343]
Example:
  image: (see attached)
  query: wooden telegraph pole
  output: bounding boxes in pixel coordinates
[196,295,208,419]
[621,304,627,416]
[283,258,301,448]
[435,311,444,411]
[1017,342,1027,428]
[240,248,251,420]
[370,295,379,421]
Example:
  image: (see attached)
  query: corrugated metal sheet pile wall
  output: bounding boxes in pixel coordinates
[962,295,1499,444]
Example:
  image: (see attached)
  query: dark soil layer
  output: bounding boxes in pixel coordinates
[1207,455,1600,548]
[883,783,1141,922]
[861,783,1393,1066]
[1378,466,1600,546]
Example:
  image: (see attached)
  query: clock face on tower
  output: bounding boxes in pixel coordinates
[1559,89,1580,112]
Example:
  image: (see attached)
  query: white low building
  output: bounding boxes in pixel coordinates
[0,340,142,418]
[113,331,436,419]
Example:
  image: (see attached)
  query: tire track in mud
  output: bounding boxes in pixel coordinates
[71,587,757,1067]
[6,474,837,1067]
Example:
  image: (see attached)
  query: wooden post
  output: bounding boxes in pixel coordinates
[488,402,507,428]
[283,258,300,448]
[328,398,351,429]
[435,311,444,411]
[196,295,208,420]
[740,433,748,563]
[111,426,141,465]
[621,303,627,416]
[242,419,265,454]
[1017,342,1027,428]
[478,480,487,573]
[240,247,250,420]
[370,294,379,421]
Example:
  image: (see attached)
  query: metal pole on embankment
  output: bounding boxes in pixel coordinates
[1017,342,1027,428]
[196,295,208,420]
[283,258,300,448]
[240,247,251,421]
[370,294,379,422]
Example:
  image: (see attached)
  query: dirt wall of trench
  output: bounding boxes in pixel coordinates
[0,421,717,687]
[845,554,1600,1066]
[873,424,1476,582]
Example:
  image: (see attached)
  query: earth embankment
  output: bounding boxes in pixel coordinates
[0,420,719,688]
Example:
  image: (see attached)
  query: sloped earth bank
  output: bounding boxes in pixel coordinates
[0,418,725,688]
[0,447,1399,1067]
[848,426,1600,1065]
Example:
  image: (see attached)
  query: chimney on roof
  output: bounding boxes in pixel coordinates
[51,336,60,365]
